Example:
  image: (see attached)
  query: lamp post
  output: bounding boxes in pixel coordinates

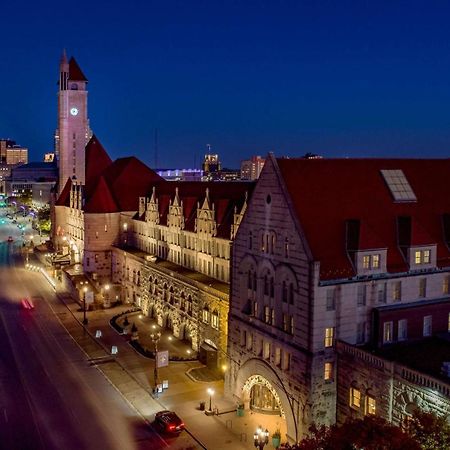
[104,284,110,308]
[82,286,88,325]
[150,331,161,391]
[207,388,215,411]
[254,426,269,450]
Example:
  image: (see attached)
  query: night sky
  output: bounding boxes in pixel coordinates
[2,0,450,168]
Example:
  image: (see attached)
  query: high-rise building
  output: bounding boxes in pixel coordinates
[240,155,265,180]
[0,139,28,165]
[55,51,92,194]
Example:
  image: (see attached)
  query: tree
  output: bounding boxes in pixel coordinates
[298,416,420,450]
[407,410,450,450]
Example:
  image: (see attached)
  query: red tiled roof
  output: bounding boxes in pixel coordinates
[276,157,450,280]
[69,57,87,81]
[85,135,113,196]
[101,157,163,211]
[84,176,118,213]
[55,177,72,206]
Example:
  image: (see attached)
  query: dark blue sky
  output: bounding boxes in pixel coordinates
[2,0,450,168]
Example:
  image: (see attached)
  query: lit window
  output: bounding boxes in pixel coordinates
[211,310,219,330]
[324,327,334,348]
[383,321,393,343]
[263,341,270,360]
[104,224,108,232]
[372,254,380,269]
[324,362,333,381]
[349,387,361,409]
[415,249,431,265]
[365,396,376,415]
[415,250,422,264]
[363,255,370,269]
[264,305,270,324]
[202,307,210,324]
[423,315,432,337]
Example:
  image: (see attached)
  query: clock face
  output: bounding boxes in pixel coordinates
[70,107,79,116]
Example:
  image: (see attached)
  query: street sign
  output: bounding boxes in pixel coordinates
[95,330,102,338]
[157,384,163,393]
[156,350,169,368]
[111,346,118,355]
[162,380,169,389]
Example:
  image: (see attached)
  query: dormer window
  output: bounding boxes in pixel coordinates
[362,254,380,270]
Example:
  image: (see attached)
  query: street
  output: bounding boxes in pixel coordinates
[0,209,168,450]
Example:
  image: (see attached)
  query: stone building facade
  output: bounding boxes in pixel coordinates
[226,155,450,443]
[53,132,253,367]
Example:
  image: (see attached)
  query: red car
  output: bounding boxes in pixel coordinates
[21,298,34,310]
[154,410,185,433]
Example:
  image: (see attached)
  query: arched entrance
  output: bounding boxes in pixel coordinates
[244,376,283,415]
[234,358,298,443]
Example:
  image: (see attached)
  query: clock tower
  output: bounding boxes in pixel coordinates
[55,51,92,194]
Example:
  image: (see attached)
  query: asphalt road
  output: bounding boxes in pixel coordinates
[0,209,168,450]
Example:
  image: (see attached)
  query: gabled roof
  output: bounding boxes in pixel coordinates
[84,176,118,213]
[101,157,163,211]
[55,177,72,206]
[85,135,113,195]
[69,57,87,81]
[276,157,450,280]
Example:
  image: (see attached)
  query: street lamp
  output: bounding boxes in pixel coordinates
[207,388,215,411]
[82,286,88,325]
[150,331,161,391]
[254,426,269,450]
[104,284,110,307]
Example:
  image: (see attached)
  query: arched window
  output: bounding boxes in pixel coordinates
[270,277,274,298]
[180,292,185,311]
[289,283,294,304]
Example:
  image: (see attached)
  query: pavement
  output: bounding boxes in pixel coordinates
[28,249,288,450]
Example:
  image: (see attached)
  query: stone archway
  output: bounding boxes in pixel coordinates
[234,358,298,442]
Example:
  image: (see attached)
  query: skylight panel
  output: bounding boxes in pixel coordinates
[380,169,417,202]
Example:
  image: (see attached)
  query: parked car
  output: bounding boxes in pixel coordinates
[154,410,185,434]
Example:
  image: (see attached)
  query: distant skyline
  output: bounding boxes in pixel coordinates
[2,0,450,168]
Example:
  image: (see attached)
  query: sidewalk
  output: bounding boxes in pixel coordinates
[53,289,283,450]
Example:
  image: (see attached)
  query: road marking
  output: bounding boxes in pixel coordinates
[3,408,7,423]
